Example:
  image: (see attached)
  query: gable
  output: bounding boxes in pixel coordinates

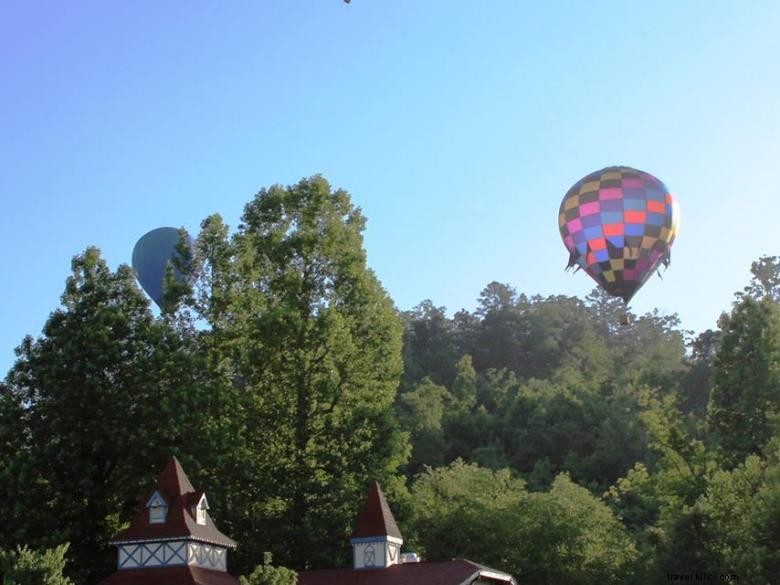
[146,491,168,509]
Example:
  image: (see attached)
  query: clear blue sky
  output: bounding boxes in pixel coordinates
[2,1,779,375]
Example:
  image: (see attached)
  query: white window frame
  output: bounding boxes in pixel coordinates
[196,494,209,526]
[146,491,169,524]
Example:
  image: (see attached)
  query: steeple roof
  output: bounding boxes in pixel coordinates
[157,456,196,497]
[110,456,235,548]
[351,481,402,540]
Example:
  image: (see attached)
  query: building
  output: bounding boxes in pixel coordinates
[298,481,517,585]
[99,457,239,585]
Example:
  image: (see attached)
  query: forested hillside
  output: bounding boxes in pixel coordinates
[1,177,779,585]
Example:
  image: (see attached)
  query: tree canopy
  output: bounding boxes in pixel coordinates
[1,177,778,585]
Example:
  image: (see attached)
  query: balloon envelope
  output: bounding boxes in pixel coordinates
[558,166,679,303]
[132,227,194,308]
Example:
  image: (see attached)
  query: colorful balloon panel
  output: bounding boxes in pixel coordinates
[132,227,194,308]
[558,166,679,303]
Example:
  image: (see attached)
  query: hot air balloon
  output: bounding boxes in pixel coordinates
[132,227,194,308]
[558,166,680,304]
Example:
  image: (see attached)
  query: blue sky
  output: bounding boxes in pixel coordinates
[2,1,779,374]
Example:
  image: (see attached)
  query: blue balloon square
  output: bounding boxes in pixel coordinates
[646,212,665,226]
[600,211,623,224]
[625,223,645,236]
[583,226,603,239]
[623,198,646,210]
[600,199,624,211]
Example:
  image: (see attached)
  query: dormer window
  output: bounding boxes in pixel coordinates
[146,491,168,524]
[196,494,209,526]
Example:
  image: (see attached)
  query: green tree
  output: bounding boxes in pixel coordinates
[410,460,527,567]
[698,447,780,583]
[0,248,216,583]
[397,377,450,474]
[185,176,408,570]
[607,389,718,581]
[400,301,458,391]
[709,296,780,466]
[240,553,297,585]
[0,544,73,585]
[411,461,638,585]
[679,329,720,418]
[470,282,525,373]
[450,355,477,410]
[742,255,780,301]
[512,474,638,585]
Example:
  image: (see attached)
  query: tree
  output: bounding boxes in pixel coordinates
[679,329,721,417]
[709,296,780,466]
[399,301,458,391]
[410,460,526,567]
[698,447,780,582]
[742,255,780,301]
[471,283,526,373]
[450,355,477,410]
[513,474,639,585]
[607,389,718,581]
[411,461,638,585]
[0,248,217,584]
[396,377,450,474]
[240,553,297,585]
[0,544,74,585]
[184,176,408,570]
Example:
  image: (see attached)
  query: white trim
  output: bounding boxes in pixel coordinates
[478,569,515,582]
[110,535,236,548]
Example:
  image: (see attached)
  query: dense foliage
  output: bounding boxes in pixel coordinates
[239,553,297,585]
[0,544,74,585]
[1,177,779,584]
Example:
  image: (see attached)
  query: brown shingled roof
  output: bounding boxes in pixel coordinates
[99,565,239,585]
[110,457,236,548]
[351,481,402,540]
[298,560,515,585]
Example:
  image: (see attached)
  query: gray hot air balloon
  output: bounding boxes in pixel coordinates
[131,227,194,308]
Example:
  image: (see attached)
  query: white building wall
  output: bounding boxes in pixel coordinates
[353,541,385,569]
[187,541,227,571]
[352,536,403,569]
[118,541,187,569]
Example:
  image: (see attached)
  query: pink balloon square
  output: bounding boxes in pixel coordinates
[599,188,623,199]
[579,201,600,216]
[567,218,582,232]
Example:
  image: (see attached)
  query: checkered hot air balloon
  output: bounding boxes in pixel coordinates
[558,166,680,304]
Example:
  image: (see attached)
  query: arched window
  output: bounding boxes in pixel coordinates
[146,491,168,524]
[196,494,209,526]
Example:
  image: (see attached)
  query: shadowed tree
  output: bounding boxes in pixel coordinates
[0,248,214,584]
[709,296,780,467]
